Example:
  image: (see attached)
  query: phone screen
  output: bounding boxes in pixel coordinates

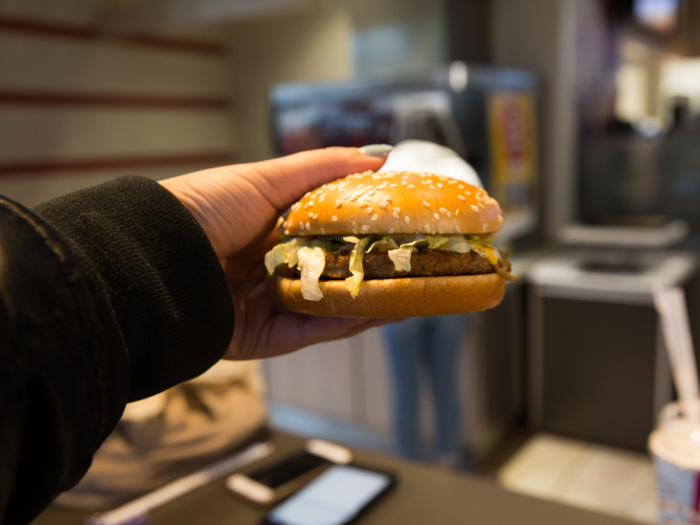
[263,465,394,525]
[251,451,329,489]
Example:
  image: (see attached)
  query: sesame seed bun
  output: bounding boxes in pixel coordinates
[282,171,503,237]
[276,273,506,317]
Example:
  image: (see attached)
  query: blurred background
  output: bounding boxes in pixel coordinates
[5,0,700,523]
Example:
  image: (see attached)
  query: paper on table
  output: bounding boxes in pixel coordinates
[87,440,274,525]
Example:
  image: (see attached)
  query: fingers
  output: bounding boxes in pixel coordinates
[224,281,402,360]
[242,147,389,212]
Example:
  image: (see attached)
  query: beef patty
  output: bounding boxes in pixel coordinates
[276,249,510,280]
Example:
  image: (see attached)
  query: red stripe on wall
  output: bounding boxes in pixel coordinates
[0,15,226,56]
[0,91,229,110]
[120,34,226,56]
[0,152,234,177]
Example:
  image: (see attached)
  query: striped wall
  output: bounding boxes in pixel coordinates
[0,4,234,207]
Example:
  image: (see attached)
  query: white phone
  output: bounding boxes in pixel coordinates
[226,440,352,505]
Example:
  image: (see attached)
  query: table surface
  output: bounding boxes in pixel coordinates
[32,432,639,525]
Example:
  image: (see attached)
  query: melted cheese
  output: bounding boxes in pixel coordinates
[469,243,500,266]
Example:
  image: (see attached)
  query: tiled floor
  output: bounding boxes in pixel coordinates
[497,433,657,524]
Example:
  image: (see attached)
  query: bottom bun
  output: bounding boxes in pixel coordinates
[276,273,506,318]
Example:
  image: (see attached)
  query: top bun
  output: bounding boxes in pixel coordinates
[282,171,503,237]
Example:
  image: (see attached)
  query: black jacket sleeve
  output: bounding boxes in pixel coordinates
[0,176,235,525]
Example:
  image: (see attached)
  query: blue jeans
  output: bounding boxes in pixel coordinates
[383,314,465,461]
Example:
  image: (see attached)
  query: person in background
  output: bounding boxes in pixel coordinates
[0,146,390,525]
[383,314,467,466]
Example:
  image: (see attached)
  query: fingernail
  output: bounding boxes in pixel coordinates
[359,144,393,157]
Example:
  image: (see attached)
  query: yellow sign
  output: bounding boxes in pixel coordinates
[488,92,537,210]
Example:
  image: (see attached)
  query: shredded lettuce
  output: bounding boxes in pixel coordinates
[387,240,423,272]
[297,246,326,301]
[264,238,304,275]
[264,232,499,301]
[343,236,371,298]
[386,236,468,273]
[367,236,399,253]
[439,235,471,253]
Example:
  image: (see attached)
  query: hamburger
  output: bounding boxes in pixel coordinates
[265,170,516,317]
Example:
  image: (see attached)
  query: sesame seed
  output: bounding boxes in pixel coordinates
[367,190,376,196]
[455,225,461,233]
[407,185,415,188]
[309,200,314,207]
[321,228,326,234]
[446,211,452,218]
[366,207,374,214]
[292,203,301,212]
[458,195,466,201]
[353,228,358,234]
[358,184,363,188]
[371,214,379,221]
[332,216,338,222]
[319,193,326,202]
[313,214,318,219]
[448,180,457,184]
[456,209,460,216]
[393,212,399,219]
[465,191,472,195]
[284,229,290,235]
[405,216,411,224]
[437,183,444,188]
[390,184,398,187]
[439,207,447,214]
[336,199,342,208]
[483,223,487,232]
[434,213,439,220]
[402,180,408,186]
[471,205,479,212]
[438,227,444,233]
[421,181,430,185]
[380,201,387,208]
[432,229,437,234]
[362,225,370,232]
[304,191,311,197]
[423,201,431,207]
[394,207,400,213]
[430,185,435,189]
[360,202,368,208]
[305,222,311,231]
[388,228,395,234]
[459,185,464,189]
[425,225,431,233]
[299,221,303,228]
[299,232,305,236]
[308,212,313,218]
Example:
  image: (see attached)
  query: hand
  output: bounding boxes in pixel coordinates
[160,147,394,360]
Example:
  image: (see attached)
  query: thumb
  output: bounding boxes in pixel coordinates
[241,146,389,212]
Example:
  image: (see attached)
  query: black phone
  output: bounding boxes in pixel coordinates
[227,440,352,505]
[260,464,396,525]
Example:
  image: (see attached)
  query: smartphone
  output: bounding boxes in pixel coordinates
[260,464,396,525]
[226,440,352,505]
